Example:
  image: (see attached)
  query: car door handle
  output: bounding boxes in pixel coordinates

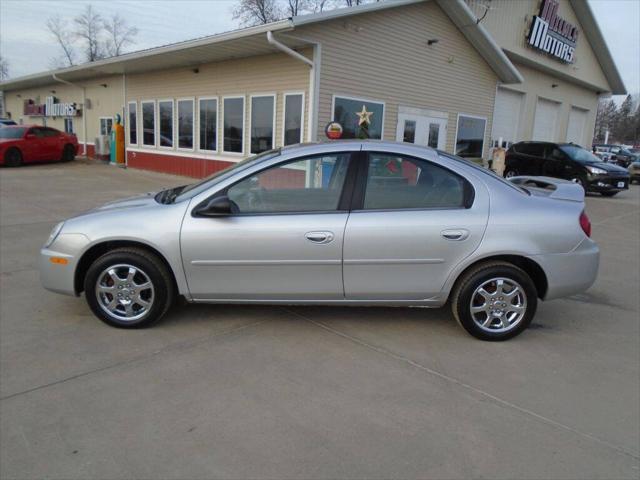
[441,229,469,241]
[305,231,334,244]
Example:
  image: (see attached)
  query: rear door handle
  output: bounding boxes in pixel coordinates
[305,231,334,244]
[441,229,469,241]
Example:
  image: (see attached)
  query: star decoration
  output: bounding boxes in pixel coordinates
[356,105,373,126]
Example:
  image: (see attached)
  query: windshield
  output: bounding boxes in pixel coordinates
[0,128,26,139]
[174,149,281,200]
[560,145,601,164]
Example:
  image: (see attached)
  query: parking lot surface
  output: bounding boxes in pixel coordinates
[1,160,639,479]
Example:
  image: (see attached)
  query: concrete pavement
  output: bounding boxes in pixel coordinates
[1,160,638,479]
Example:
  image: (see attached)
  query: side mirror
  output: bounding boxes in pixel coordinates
[195,195,235,217]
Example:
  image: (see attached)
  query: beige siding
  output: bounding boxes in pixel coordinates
[126,52,311,157]
[505,62,598,147]
[3,75,125,145]
[298,1,499,158]
[466,0,611,92]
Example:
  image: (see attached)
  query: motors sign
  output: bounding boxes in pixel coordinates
[23,96,80,117]
[527,0,579,63]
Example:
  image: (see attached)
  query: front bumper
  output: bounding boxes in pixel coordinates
[40,233,90,296]
[529,238,599,301]
[586,175,630,192]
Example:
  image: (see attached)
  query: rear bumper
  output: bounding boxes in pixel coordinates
[529,238,599,301]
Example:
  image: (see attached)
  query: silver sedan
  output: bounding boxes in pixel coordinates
[40,141,599,340]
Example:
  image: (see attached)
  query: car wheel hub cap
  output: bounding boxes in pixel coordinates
[95,264,154,322]
[470,277,527,333]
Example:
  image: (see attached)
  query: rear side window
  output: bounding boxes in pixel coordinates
[515,143,545,157]
[363,153,470,210]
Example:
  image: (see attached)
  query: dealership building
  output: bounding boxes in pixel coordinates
[0,0,625,177]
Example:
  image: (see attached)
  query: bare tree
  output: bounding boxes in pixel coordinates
[46,15,76,66]
[309,0,332,12]
[284,0,309,16]
[74,5,105,62]
[233,0,283,26]
[104,13,139,57]
[0,56,9,80]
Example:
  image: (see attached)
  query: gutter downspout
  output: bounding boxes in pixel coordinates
[267,31,320,142]
[52,73,87,156]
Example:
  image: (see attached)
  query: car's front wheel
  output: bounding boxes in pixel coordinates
[84,248,175,328]
[61,144,76,162]
[451,261,537,341]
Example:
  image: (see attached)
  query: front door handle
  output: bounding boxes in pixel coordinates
[441,229,470,241]
[305,231,334,244]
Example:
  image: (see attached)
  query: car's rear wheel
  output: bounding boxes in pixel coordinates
[600,191,618,197]
[451,261,537,341]
[4,148,23,167]
[84,248,175,328]
[61,144,76,162]
[504,168,518,179]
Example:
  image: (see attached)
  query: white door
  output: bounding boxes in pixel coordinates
[566,107,588,147]
[532,98,560,141]
[492,88,523,147]
[396,113,447,150]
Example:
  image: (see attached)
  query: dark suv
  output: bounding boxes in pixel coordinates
[504,142,630,197]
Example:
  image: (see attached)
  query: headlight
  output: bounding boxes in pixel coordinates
[586,166,607,175]
[44,222,64,248]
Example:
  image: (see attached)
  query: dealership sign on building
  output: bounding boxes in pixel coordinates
[527,0,579,63]
[23,96,80,117]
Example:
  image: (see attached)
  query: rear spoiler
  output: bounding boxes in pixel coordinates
[508,176,585,202]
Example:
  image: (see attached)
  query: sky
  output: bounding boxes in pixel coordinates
[1,0,639,100]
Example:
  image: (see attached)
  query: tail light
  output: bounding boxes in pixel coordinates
[579,211,591,237]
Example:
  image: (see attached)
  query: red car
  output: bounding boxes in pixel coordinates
[0,125,78,167]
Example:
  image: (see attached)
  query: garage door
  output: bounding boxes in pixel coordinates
[492,88,524,147]
[566,107,588,147]
[532,98,560,141]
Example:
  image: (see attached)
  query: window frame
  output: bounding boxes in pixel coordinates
[64,117,74,134]
[282,92,305,146]
[127,101,137,146]
[141,100,156,148]
[197,96,219,153]
[454,113,487,159]
[331,94,386,140]
[99,116,114,136]
[176,97,195,152]
[157,98,175,150]
[222,95,246,156]
[249,93,276,155]
[351,151,474,213]
[194,151,360,217]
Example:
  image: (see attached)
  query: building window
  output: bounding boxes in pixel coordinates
[250,95,275,154]
[64,118,74,134]
[198,97,218,152]
[283,93,304,146]
[177,99,194,150]
[158,100,174,148]
[128,101,137,145]
[455,114,486,158]
[223,96,244,154]
[100,117,113,136]
[333,95,384,140]
[141,101,155,146]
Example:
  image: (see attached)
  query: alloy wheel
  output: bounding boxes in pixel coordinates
[469,277,527,333]
[95,264,155,322]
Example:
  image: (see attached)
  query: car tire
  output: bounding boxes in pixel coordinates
[84,247,175,329]
[61,144,76,162]
[4,148,23,167]
[450,261,537,341]
[601,191,618,197]
[504,168,518,179]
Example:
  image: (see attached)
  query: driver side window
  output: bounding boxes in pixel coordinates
[227,153,351,214]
